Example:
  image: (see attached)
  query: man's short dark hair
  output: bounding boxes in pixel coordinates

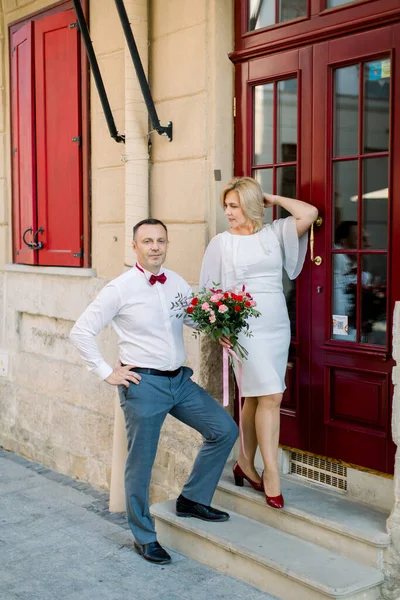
[133,218,168,240]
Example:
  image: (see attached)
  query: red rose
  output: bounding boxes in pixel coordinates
[234,305,242,312]
[186,306,195,313]
[232,293,241,302]
[216,301,223,307]
[191,297,199,306]
[223,292,230,299]
[245,301,251,307]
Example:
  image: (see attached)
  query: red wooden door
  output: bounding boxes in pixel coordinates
[235,47,314,450]
[34,9,82,266]
[11,23,36,265]
[235,25,398,473]
[310,25,398,473]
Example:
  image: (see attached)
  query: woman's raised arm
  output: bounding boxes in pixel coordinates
[264,193,318,238]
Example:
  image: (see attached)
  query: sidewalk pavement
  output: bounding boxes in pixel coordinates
[0,449,277,600]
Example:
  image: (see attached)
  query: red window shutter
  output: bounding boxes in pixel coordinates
[34,9,83,267]
[11,23,36,265]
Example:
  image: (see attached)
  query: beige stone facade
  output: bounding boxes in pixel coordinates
[0,0,233,493]
[381,302,400,599]
[0,1,399,597]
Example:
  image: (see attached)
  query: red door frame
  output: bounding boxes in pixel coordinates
[9,0,90,268]
[233,1,400,473]
[233,0,400,61]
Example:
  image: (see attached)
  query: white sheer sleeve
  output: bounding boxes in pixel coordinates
[270,216,308,280]
[199,234,224,291]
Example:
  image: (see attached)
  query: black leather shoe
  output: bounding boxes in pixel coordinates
[133,541,171,564]
[176,496,230,522]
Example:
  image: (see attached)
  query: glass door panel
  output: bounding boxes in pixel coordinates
[248,0,307,31]
[330,59,390,346]
[252,76,299,337]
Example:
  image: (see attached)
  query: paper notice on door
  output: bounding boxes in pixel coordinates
[368,60,390,81]
[332,315,349,336]
[381,59,390,79]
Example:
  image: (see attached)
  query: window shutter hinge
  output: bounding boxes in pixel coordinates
[69,22,79,29]
[233,97,236,118]
[72,136,82,146]
[73,249,83,258]
[12,46,15,55]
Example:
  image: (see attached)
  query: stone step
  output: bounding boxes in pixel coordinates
[213,466,389,569]
[152,500,383,600]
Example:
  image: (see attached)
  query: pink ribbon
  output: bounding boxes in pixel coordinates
[223,346,247,459]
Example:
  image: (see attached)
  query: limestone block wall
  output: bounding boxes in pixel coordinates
[0,0,234,500]
[0,0,126,490]
[381,302,400,600]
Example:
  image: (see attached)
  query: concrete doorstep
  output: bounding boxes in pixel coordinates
[152,500,383,600]
[0,449,277,600]
[214,465,389,569]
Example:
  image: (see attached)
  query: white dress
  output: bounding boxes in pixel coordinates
[199,217,308,397]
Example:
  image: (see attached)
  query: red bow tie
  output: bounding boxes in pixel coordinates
[136,263,167,285]
[149,273,167,285]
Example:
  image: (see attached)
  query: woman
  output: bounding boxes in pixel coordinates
[199,177,317,509]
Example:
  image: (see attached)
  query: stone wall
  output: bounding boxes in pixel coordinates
[0,0,126,490]
[381,302,400,599]
[0,0,234,499]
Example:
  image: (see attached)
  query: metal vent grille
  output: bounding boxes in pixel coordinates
[290,451,347,491]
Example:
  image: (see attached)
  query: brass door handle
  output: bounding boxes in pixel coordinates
[310,217,323,266]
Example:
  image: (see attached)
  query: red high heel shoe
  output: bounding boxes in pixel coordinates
[233,462,264,492]
[265,493,284,509]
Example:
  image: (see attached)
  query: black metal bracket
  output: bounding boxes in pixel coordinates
[72,0,173,144]
[114,0,172,142]
[72,0,125,144]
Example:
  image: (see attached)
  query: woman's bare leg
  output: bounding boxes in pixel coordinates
[255,393,283,496]
[237,397,262,483]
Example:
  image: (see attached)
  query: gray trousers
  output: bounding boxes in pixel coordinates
[118,366,238,544]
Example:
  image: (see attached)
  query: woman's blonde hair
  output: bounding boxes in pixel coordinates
[220,176,265,233]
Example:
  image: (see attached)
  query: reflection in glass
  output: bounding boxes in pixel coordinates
[332,160,358,246]
[327,0,354,7]
[277,79,297,163]
[277,165,296,200]
[334,65,359,157]
[363,59,390,153]
[248,0,306,30]
[249,0,274,30]
[360,255,387,345]
[254,169,273,224]
[362,157,388,249]
[279,0,307,23]
[277,185,296,337]
[254,84,274,165]
[332,254,357,342]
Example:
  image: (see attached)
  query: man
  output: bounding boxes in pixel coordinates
[70,218,238,565]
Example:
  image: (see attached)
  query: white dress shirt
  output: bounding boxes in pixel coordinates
[70,265,194,380]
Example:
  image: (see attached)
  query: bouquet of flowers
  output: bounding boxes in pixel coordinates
[172,285,260,359]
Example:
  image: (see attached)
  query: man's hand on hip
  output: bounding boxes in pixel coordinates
[105,364,142,387]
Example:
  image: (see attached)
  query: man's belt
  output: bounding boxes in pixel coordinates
[122,365,182,378]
